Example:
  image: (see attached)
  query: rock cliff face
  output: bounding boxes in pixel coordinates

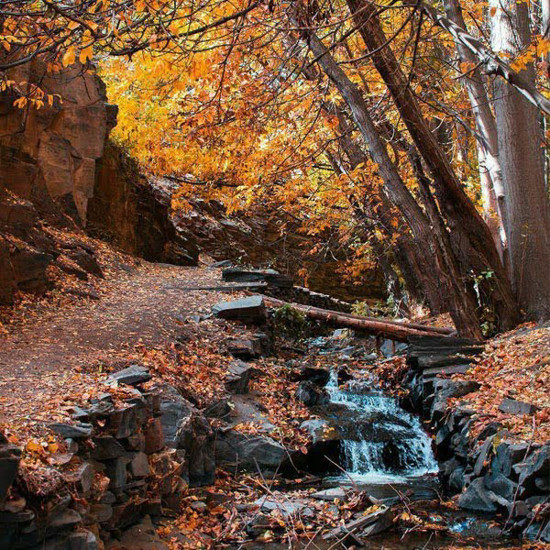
[0,61,117,305]
[0,62,383,305]
[88,144,199,265]
[0,61,116,224]
[0,63,198,305]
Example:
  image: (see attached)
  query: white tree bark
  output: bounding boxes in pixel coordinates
[443,0,508,262]
[489,0,550,319]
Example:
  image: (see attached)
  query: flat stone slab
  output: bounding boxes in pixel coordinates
[254,498,311,517]
[222,268,293,287]
[108,365,152,386]
[50,422,93,439]
[311,487,347,501]
[212,296,266,324]
[498,398,539,416]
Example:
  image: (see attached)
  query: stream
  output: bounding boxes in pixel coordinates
[325,369,438,483]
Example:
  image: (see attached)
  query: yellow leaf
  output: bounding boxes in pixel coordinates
[62,47,76,67]
[79,46,93,64]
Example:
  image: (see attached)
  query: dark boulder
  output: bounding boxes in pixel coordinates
[485,473,517,501]
[225,360,252,394]
[226,337,264,359]
[498,398,539,416]
[458,478,499,512]
[0,444,22,504]
[50,422,93,439]
[204,399,232,419]
[159,385,215,486]
[222,268,293,288]
[295,381,329,407]
[215,429,286,472]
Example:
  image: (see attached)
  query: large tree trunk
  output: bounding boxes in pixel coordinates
[345,0,519,331]
[296,27,483,337]
[326,102,447,313]
[443,0,508,263]
[489,0,550,319]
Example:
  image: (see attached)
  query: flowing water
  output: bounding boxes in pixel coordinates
[325,370,438,483]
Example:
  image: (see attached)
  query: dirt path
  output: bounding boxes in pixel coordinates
[0,262,238,428]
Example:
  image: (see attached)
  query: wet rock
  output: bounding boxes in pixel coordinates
[498,398,539,416]
[433,379,480,402]
[312,487,347,501]
[472,435,495,477]
[225,360,252,394]
[297,367,330,386]
[110,515,168,549]
[108,365,152,386]
[439,458,466,493]
[324,506,394,541]
[295,381,329,407]
[491,441,530,478]
[215,429,285,471]
[485,473,517,501]
[524,520,550,542]
[50,422,93,439]
[458,478,499,512]
[474,422,503,444]
[212,296,267,324]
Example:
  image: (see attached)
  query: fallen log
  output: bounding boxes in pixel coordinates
[258,295,453,342]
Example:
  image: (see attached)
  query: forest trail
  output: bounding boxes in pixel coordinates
[0,263,240,426]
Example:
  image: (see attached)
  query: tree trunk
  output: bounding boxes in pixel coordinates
[296,27,483,337]
[346,0,519,330]
[489,0,550,319]
[260,295,455,341]
[443,0,508,263]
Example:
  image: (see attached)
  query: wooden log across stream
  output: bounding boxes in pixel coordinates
[257,295,454,342]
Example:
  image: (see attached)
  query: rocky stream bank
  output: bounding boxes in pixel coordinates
[0,267,548,549]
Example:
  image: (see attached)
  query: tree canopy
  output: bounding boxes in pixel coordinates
[2,0,549,337]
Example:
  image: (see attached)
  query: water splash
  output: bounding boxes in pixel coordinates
[326,370,438,481]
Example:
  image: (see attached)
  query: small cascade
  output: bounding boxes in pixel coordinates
[326,370,438,481]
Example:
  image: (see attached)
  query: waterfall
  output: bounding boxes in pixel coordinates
[326,370,438,481]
